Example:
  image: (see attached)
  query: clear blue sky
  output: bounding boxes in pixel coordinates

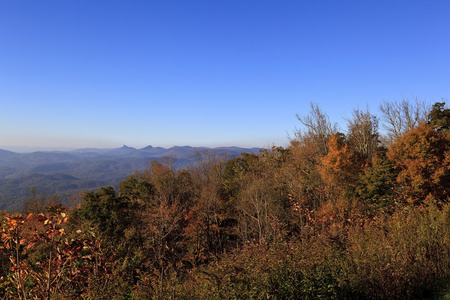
[1,0,449,149]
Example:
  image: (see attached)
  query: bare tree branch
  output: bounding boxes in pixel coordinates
[379,97,429,142]
[294,102,338,156]
[346,107,379,160]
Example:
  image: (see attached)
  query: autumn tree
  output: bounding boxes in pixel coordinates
[387,122,450,205]
[138,159,193,297]
[223,153,264,242]
[319,133,360,199]
[0,206,110,299]
[287,103,340,224]
[183,150,237,266]
[225,148,290,243]
[286,139,331,217]
[22,187,46,214]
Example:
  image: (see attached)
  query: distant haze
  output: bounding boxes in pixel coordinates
[0,145,261,211]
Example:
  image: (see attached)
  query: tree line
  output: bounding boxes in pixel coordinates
[0,98,449,299]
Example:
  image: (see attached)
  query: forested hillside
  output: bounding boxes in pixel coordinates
[0,146,259,212]
[0,100,449,299]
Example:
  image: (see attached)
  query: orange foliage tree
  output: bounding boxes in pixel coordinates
[387,123,450,205]
[0,206,108,299]
[319,133,362,199]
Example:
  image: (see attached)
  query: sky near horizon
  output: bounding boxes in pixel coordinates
[1,1,449,150]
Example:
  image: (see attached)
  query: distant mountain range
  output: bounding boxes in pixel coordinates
[0,145,260,212]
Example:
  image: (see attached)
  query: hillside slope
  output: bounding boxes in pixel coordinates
[0,145,259,212]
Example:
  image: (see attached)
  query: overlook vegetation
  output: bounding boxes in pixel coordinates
[0,99,449,299]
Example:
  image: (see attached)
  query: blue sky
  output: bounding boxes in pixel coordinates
[0,1,449,150]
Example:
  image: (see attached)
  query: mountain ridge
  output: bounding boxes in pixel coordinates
[0,145,261,212]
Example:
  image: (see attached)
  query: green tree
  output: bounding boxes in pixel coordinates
[75,187,134,249]
[119,170,153,204]
[427,101,450,131]
[356,147,398,209]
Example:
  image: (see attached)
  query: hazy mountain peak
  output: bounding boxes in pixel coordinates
[121,145,135,150]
